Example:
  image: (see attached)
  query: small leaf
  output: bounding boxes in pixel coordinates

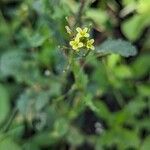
[96,39,137,57]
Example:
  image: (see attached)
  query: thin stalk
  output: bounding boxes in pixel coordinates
[1,108,18,133]
[102,58,125,107]
[75,0,85,26]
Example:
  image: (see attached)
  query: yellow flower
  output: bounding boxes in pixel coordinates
[70,37,83,50]
[76,27,90,38]
[86,39,95,50]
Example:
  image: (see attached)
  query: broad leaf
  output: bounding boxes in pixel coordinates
[96,39,137,57]
[17,89,50,116]
[0,50,26,78]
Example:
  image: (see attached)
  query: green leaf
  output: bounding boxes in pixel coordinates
[131,54,150,78]
[31,131,58,146]
[17,89,50,116]
[0,84,10,125]
[0,50,26,78]
[124,97,146,117]
[137,0,150,14]
[92,61,109,91]
[96,39,137,57]
[22,142,40,150]
[122,0,150,41]
[0,137,21,150]
[0,50,41,84]
[86,9,109,30]
[53,118,69,137]
[137,84,150,97]
[84,95,111,121]
[107,54,121,68]
[66,127,84,146]
[137,119,150,131]
[99,128,140,149]
[72,60,88,90]
[122,14,150,41]
[141,136,150,150]
[29,33,47,48]
[114,65,133,79]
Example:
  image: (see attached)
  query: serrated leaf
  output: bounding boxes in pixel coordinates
[96,39,137,57]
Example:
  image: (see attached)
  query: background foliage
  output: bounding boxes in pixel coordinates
[0,0,150,150]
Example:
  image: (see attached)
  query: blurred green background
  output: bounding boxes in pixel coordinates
[0,0,150,150]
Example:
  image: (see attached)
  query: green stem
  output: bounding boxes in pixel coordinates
[102,58,125,107]
[75,0,85,26]
[113,89,125,107]
[1,108,18,133]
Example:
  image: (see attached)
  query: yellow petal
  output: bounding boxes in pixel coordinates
[89,39,94,44]
[85,33,90,37]
[91,45,95,50]
[76,33,82,38]
[83,27,88,33]
[73,45,78,50]
[86,45,90,49]
[74,36,80,42]
[76,27,82,33]
[78,42,83,48]
[70,41,74,46]
[74,46,80,51]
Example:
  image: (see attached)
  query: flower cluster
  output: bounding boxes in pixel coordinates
[66,26,95,51]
